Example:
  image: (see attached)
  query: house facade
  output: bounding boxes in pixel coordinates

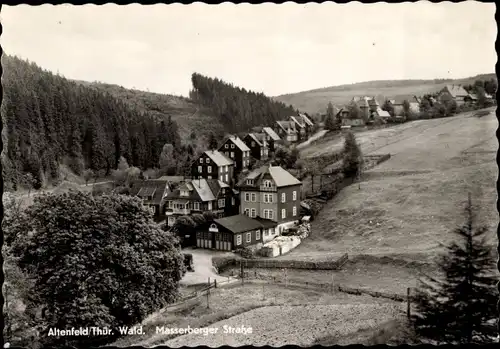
[191,150,234,185]
[438,85,469,106]
[129,180,171,222]
[218,135,251,176]
[243,133,269,161]
[274,120,298,143]
[164,178,237,227]
[236,164,302,240]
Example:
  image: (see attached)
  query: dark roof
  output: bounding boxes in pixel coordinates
[214,214,265,234]
[220,135,251,152]
[157,176,185,183]
[129,180,169,205]
[254,217,278,229]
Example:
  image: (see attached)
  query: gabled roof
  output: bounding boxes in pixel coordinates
[206,178,229,198]
[300,113,314,126]
[214,214,267,234]
[276,120,297,134]
[221,135,250,152]
[157,175,185,183]
[376,108,391,118]
[290,115,305,128]
[191,179,216,201]
[468,93,478,100]
[166,178,228,202]
[262,127,281,141]
[443,85,468,98]
[129,180,169,205]
[246,133,263,147]
[237,164,301,188]
[204,150,234,167]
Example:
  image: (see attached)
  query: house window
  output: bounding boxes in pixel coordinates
[293,206,297,216]
[264,180,272,188]
[225,174,228,182]
[225,144,229,148]
[236,235,242,245]
[208,166,212,173]
[232,197,235,205]
[246,232,251,243]
[230,152,234,158]
[168,201,173,208]
[260,149,263,156]
[180,190,189,197]
[281,193,286,203]
[245,193,250,202]
[246,179,253,185]
[208,176,212,179]
[293,191,297,200]
[220,175,223,182]
[200,158,204,163]
[244,208,250,216]
[251,193,256,202]
[263,209,274,219]
[264,193,273,203]
[256,230,261,240]
[198,166,202,172]
[193,202,200,210]
[225,166,228,173]
[251,208,256,218]
[281,209,286,219]
[208,202,212,210]
[218,199,225,208]
[207,158,210,163]
[231,144,235,149]
[269,227,274,235]
[251,141,255,147]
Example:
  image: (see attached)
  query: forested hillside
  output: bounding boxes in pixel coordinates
[74,80,226,145]
[189,73,299,133]
[1,55,181,191]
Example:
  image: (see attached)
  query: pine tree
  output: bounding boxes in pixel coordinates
[412,194,498,344]
[325,102,339,131]
[342,131,363,178]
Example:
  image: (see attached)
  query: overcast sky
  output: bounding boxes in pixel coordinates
[1,2,496,97]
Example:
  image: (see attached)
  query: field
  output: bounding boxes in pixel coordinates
[293,107,498,262]
[117,283,405,348]
[274,74,496,114]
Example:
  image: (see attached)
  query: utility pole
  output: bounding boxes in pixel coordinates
[207,277,210,309]
[406,287,411,320]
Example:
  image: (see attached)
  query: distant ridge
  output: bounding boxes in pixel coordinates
[274,73,496,114]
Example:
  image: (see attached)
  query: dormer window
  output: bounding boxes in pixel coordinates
[263,180,272,188]
[180,190,189,197]
[246,179,254,185]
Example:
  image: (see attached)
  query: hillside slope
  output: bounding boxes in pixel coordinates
[73,80,225,145]
[275,74,496,114]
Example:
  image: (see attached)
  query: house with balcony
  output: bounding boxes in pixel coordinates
[191,149,234,185]
[218,135,251,176]
[236,164,302,242]
[243,132,269,161]
[129,179,171,222]
[274,120,298,143]
[251,126,281,153]
[164,178,237,228]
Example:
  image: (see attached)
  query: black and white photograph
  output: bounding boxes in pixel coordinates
[1,1,498,347]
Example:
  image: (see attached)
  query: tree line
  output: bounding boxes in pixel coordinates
[2,55,183,191]
[189,72,299,133]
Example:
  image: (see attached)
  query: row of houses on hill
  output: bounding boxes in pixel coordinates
[329,84,494,128]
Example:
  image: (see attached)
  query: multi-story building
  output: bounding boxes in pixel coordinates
[164,178,237,228]
[191,150,234,185]
[243,132,269,161]
[236,164,302,242]
[290,113,314,142]
[250,126,281,153]
[129,179,172,222]
[218,135,251,176]
[274,120,298,143]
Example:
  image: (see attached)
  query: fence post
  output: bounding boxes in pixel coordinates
[407,287,411,320]
[207,277,211,309]
[214,279,217,288]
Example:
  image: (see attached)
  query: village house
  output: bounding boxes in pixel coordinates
[197,214,276,250]
[387,99,405,116]
[191,149,234,185]
[274,120,298,143]
[129,179,171,222]
[218,135,251,176]
[164,178,237,228]
[290,113,314,142]
[251,126,282,153]
[236,164,302,240]
[438,84,470,106]
[243,132,269,161]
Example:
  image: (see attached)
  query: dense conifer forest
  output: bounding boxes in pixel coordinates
[189,73,299,133]
[2,55,181,190]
